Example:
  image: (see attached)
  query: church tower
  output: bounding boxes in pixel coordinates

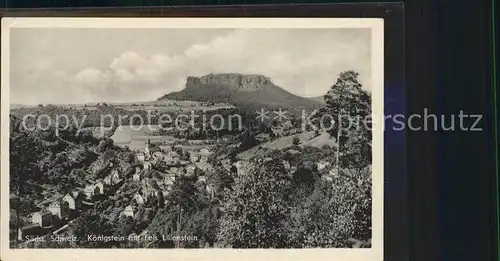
[144,137,151,159]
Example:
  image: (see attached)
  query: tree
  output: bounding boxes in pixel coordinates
[239,132,258,151]
[157,191,165,208]
[10,133,45,244]
[342,127,372,171]
[73,212,114,247]
[288,178,360,248]
[292,136,300,145]
[323,71,371,175]
[217,156,293,248]
[116,215,136,236]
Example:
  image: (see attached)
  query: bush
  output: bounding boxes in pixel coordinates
[217,157,293,248]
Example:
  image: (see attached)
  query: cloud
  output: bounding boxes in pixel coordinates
[74,68,110,85]
[11,29,371,104]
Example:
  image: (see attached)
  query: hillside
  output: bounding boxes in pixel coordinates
[158,73,323,113]
[308,95,326,104]
[9,125,137,205]
[238,131,335,160]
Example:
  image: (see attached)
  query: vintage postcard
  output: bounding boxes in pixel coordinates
[1,17,384,261]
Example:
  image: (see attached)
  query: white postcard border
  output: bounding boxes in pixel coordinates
[1,17,384,261]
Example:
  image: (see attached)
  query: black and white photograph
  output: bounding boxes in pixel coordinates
[1,18,384,261]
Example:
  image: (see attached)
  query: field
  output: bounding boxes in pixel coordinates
[11,99,234,113]
[238,131,336,160]
[112,99,234,113]
[110,125,181,151]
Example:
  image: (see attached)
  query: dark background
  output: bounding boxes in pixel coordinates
[1,1,498,261]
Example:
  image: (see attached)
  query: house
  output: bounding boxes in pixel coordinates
[112,169,122,183]
[144,140,151,159]
[133,193,144,205]
[62,194,76,210]
[32,211,52,227]
[188,140,204,145]
[206,184,215,198]
[141,177,153,188]
[133,173,141,182]
[256,133,270,141]
[162,190,170,197]
[169,166,186,176]
[164,179,175,187]
[166,151,180,164]
[195,162,213,172]
[18,224,48,241]
[197,176,207,183]
[94,180,105,195]
[217,154,228,160]
[164,175,175,187]
[104,170,123,186]
[190,152,200,163]
[135,166,142,174]
[71,190,81,199]
[143,161,152,170]
[286,149,301,155]
[186,164,197,175]
[83,184,99,199]
[102,174,122,187]
[103,175,112,186]
[48,201,70,220]
[173,146,185,155]
[282,120,294,130]
[322,175,333,182]
[282,160,291,170]
[199,148,212,163]
[271,126,285,137]
[167,167,178,176]
[153,151,164,161]
[136,152,145,162]
[227,143,240,150]
[111,169,120,179]
[234,160,250,175]
[329,168,339,177]
[140,179,158,202]
[141,188,157,203]
[317,160,331,171]
[123,205,135,218]
[221,159,232,171]
[145,138,161,160]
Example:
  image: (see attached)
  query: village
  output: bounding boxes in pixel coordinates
[16,136,219,242]
[16,117,344,245]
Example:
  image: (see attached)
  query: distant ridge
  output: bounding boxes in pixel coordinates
[158,73,323,112]
[307,95,326,104]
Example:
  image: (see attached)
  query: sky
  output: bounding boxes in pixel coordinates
[9,28,371,105]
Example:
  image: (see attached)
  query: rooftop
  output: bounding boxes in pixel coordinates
[35,210,52,216]
[21,223,43,230]
[125,205,136,211]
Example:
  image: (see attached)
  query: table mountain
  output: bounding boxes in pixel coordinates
[158,73,323,112]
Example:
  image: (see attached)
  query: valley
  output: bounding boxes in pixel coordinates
[9,72,373,249]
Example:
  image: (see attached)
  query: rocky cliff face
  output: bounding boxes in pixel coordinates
[186,73,273,91]
[159,73,323,113]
